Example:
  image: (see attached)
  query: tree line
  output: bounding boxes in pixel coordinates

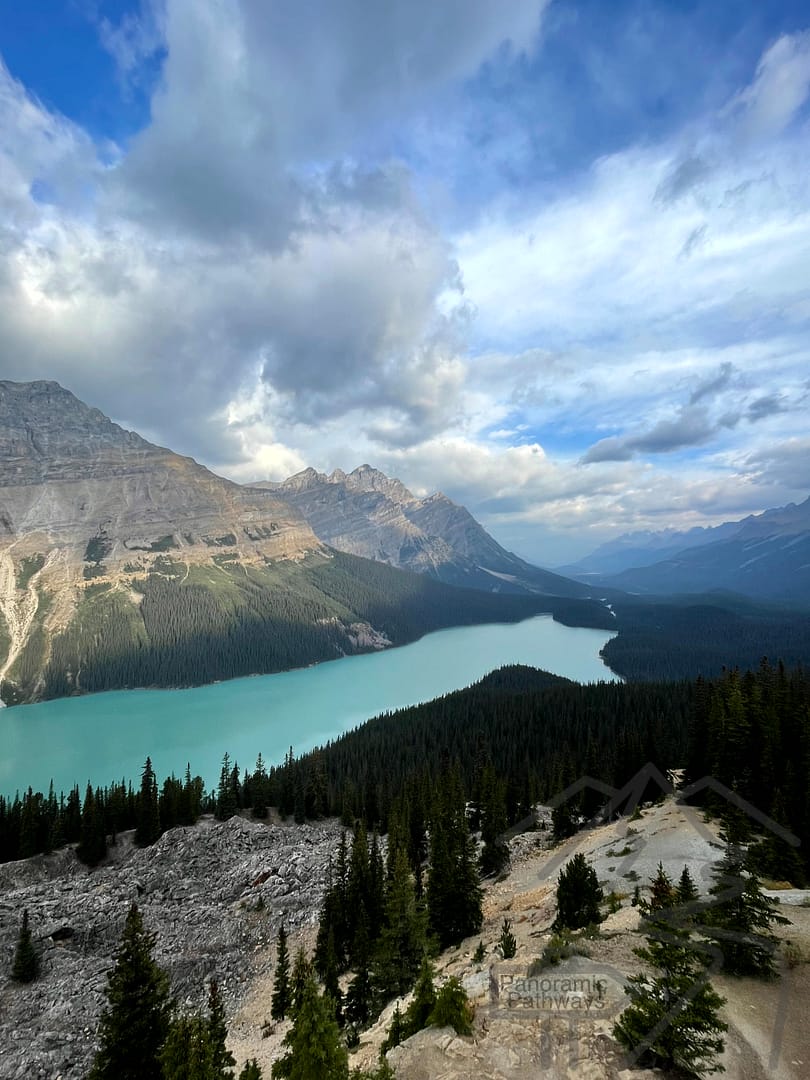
[27,551,554,701]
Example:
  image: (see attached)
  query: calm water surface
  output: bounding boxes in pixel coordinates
[1,616,617,795]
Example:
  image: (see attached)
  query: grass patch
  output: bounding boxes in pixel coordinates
[529,929,595,973]
[16,554,45,590]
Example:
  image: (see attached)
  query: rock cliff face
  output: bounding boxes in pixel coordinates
[252,466,586,598]
[0,381,321,699]
[0,382,581,704]
[0,380,318,564]
[0,814,341,1079]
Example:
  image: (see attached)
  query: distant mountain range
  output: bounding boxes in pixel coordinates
[0,381,589,704]
[250,466,587,598]
[558,498,810,603]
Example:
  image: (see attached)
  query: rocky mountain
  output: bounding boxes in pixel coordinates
[0,382,561,704]
[557,496,810,603]
[251,465,587,598]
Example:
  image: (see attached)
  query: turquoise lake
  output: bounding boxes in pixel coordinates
[0,615,617,796]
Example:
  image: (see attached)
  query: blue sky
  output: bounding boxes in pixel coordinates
[1,0,809,563]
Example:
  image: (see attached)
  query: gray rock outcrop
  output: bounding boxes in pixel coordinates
[0,814,341,1079]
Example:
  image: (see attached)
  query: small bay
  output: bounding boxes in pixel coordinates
[1,615,617,796]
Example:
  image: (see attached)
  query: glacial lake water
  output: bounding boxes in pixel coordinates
[0,615,617,797]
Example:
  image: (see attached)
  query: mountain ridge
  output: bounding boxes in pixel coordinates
[0,381,588,704]
[249,464,589,598]
[557,496,810,602]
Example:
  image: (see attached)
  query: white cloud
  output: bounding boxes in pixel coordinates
[729,31,810,140]
[0,13,808,566]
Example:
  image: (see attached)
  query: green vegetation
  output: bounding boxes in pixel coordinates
[88,904,172,1080]
[553,853,603,931]
[87,904,260,1080]
[530,928,593,972]
[497,918,516,959]
[16,553,45,589]
[18,551,556,702]
[614,914,727,1076]
[84,533,112,564]
[8,587,52,690]
[604,595,810,681]
[11,909,40,983]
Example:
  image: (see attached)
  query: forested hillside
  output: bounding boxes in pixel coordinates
[3,663,809,887]
[19,552,571,702]
[603,596,810,681]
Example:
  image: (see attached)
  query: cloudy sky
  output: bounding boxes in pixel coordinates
[1,0,809,564]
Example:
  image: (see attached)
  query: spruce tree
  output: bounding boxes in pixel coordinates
[320,927,343,1026]
[428,977,472,1036]
[554,853,603,931]
[644,862,677,914]
[271,922,291,1021]
[161,1014,215,1080]
[402,955,436,1037]
[426,774,482,948]
[698,847,789,978]
[11,908,39,983]
[216,754,239,822]
[372,847,429,1000]
[479,765,509,877]
[344,922,374,1028]
[289,948,312,1020]
[135,757,162,847]
[251,753,269,819]
[271,973,348,1079]
[208,978,236,1078]
[380,1003,405,1054]
[677,866,699,905]
[77,783,108,867]
[614,918,727,1076]
[87,903,172,1080]
[497,917,517,959]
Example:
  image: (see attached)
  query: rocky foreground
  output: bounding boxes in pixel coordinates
[1,800,809,1080]
[0,815,340,1079]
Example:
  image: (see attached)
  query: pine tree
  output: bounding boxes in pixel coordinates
[644,863,677,914]
[87,903,172,1080]
[161,1014,216,1080]
[380,1003,405,1054]
[77,783,107,866]
[239,1061,263,1080]
[613,918,727,1076]
[216,754,239,822]
[698,847,789,978]
[11,908,40,983]
[402,955,436,1037]
[677,866,699,905]
[372,847,429,1000]
[497,917,517,959]
[208,979,236,1078]
[479,765,509,877]
[289,948,312,1020]
[344,921,374,1028]
[320,927,343,1026]
[271,973,349,1079]
[426,774,482,948]
[135,757,162,847]
[252,754,269,820]
[271,922,291,1021]
[428,976,472,1035]
[554,853,603,931]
